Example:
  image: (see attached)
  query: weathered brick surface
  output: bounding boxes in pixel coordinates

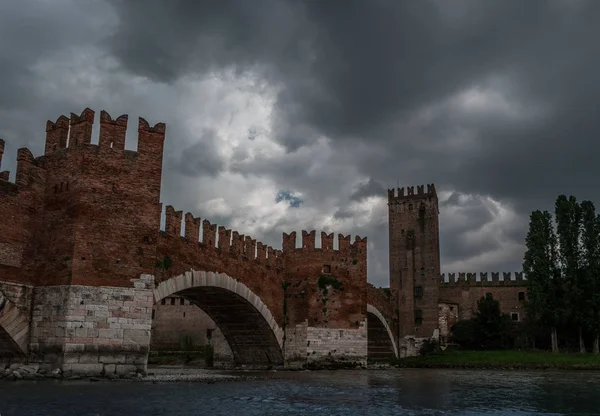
[155,230,285,331]
[282,231,367,331]
[0,108,371,371]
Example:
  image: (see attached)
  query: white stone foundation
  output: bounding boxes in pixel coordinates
[283,322,308,368]
[306,320,368,368]
[29,275,154,375]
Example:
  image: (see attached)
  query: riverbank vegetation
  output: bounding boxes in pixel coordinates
[394,349,600,370]
[522,194,600,353]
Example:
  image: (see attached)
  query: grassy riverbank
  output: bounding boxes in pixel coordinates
[394,350,600,370]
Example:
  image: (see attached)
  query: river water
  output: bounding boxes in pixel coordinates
[1,369,599,415]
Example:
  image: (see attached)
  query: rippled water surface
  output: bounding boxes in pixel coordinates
[1,369,600,415]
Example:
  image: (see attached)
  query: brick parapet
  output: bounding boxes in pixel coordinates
[440,272,528,287]
[155,231,286,328]
[388,184,437,202]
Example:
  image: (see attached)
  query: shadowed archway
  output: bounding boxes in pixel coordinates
[0,292,29,357]
[153,271,284,366]
[367,304,398,361]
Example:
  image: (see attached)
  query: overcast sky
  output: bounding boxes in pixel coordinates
[1,0,598,287]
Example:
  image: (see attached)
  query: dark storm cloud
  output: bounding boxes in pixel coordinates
[175,128,225,178]
[3,0,600,285]
[350,179,386,202]
[104,0,600,205]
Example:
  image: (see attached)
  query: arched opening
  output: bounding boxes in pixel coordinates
[151,295,234,365]
[0,296,28,358]
[0,326,24,358]
[367,304,397,361]
[152,271,284,367]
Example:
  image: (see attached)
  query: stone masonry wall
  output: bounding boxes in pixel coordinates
[283,321,308,367]
[306,320,368,367]
[437,303,459,342]
[29,274,154,375]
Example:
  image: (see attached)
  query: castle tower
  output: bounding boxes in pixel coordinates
[388,184,440,343]
[35,109,166,287]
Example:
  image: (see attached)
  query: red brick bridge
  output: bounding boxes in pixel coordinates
[0,108,398,374]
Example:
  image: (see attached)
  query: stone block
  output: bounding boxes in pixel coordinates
[69,363,104,375]
[78,354,100,364]
[64,343,85,353]
[103,364,116,374]
[100,354,126,364]
[115,364,138,375]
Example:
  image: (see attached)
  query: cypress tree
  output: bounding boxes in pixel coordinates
[523,210,562,352]
[555,195,585,352]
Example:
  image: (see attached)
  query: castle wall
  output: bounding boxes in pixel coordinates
[0,142,47,284]
[282,231,367,330]
[282,231,368,366]
[151,295,233,362]
[438,272,528,340]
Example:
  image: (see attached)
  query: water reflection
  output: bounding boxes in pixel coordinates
[0,369,599,416]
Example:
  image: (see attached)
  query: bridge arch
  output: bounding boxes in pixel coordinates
[153,270,284,366]
[0,291,29,357]
[367,303,398,360]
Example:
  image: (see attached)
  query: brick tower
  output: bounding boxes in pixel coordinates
[388,184,440,347]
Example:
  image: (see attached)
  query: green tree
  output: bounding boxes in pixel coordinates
[473,294,512,349]
[450,319,480,349]
[555,195,586,352]
[523,210,563,352]
[581,201,600,354]
[450,294,513,349]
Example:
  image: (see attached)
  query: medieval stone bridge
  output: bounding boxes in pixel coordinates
[0,108,398,374]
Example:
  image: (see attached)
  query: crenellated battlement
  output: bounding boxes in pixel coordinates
[43,108,166,157]
[282,230,368,255]
[0,138,8,181]
[161,205,283,266]
[0,140,43,191]
[440,271,528,286]
[0,138,4,170]
[388,183,437,201]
